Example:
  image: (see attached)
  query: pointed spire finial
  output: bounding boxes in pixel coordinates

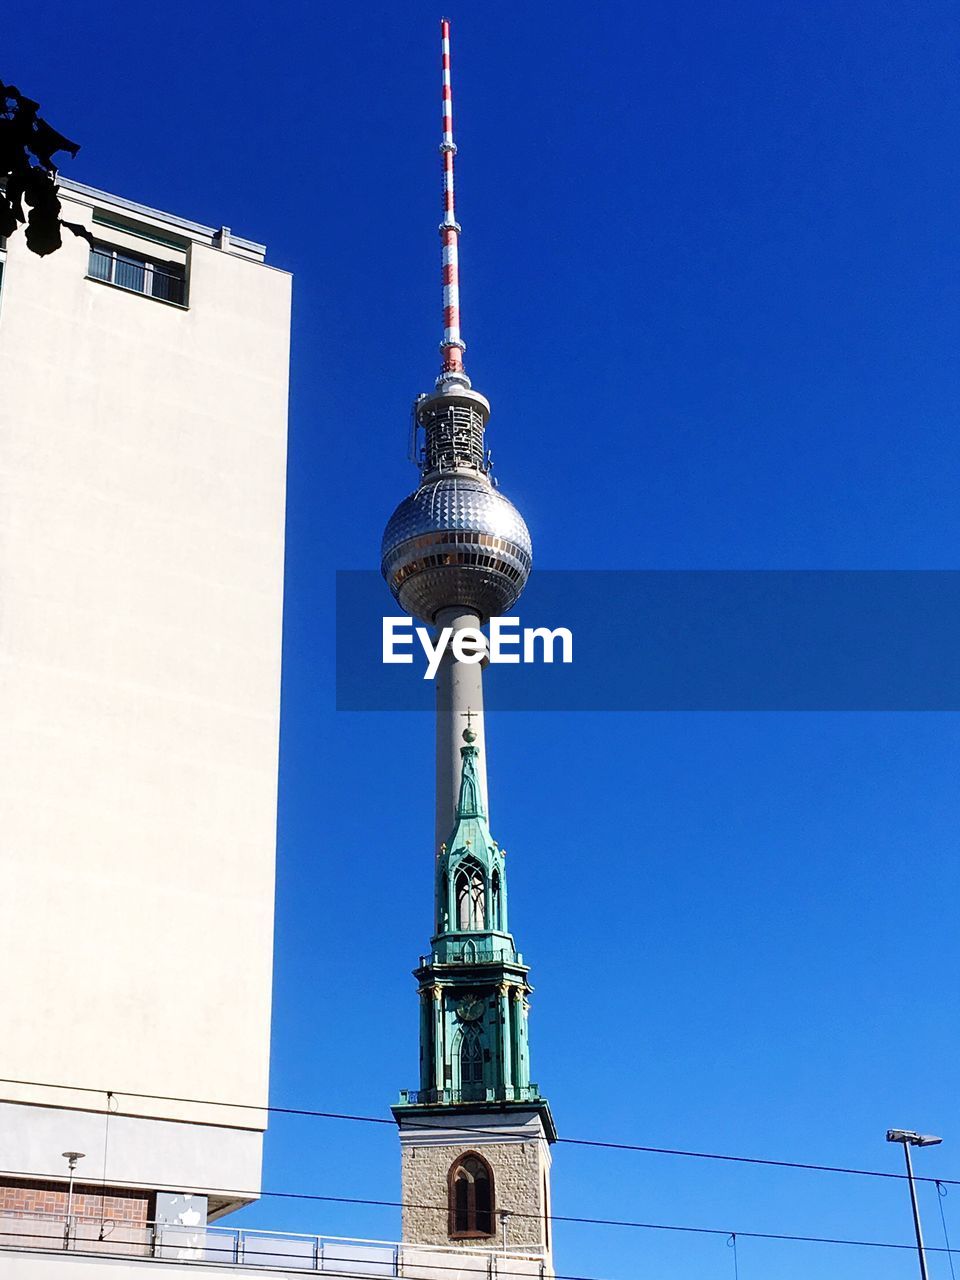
[462,707,477,743]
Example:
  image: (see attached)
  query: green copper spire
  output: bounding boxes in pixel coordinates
[395,728,554,1137]
[433,733,511,950]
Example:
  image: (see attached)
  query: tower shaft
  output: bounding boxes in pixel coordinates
[434,608,489,851]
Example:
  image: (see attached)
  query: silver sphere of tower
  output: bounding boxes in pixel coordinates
[381,384,532,625]
[381,474,532,623]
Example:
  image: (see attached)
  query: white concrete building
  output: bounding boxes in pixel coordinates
[0,179,291,1233]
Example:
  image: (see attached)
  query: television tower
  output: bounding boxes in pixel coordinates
[381,23,533,850]
[383,19,555,1267]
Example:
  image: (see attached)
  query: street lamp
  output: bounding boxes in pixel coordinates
[886,1129,942,1280]
[61,1151,85,1250]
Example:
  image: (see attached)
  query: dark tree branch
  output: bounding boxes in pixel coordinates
[1,79,86,256]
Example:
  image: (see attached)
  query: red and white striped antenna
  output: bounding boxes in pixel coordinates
[438,17,468,387]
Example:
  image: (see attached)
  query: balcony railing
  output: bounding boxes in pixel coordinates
[88,244,187,306]
[422,944,523,966]
[0,1210,549,1277]
[398,1085,542,1106]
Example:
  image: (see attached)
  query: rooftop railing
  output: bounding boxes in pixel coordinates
[0,1210,549,1277]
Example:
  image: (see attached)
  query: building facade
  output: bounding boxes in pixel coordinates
[0,178,291,1229]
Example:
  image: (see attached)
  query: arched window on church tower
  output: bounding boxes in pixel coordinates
[459,1028,483,1093]
[491,869,502,931]
[448,1151,495,1238]
[455,860,485,930]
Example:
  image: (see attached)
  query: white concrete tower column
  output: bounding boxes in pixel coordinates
[434,607,489,851]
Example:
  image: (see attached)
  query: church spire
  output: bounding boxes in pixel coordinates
[432,730,508,948]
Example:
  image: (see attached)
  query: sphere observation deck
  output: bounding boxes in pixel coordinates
[381,471,532,625]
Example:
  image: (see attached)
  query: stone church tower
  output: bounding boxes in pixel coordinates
[381,17,556,1273]
[392,732,556,1259]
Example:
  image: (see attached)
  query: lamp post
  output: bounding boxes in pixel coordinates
[61,1151,85,1250]
[886,1129,942,1280]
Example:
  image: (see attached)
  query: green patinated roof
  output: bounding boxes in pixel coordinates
[401,730,552,1129]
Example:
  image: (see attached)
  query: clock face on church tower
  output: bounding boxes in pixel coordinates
[456,995,484,1023]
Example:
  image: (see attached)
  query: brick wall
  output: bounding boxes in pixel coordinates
[0,1179,151,1225]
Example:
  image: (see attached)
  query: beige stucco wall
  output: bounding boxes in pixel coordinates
[0,185,290,1194]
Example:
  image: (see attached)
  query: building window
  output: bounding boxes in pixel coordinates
[491,869,502,930]
[459,1030,483,1088]
[88,243,186,305]
[448,1152,494,1238]
[455,860,485,931]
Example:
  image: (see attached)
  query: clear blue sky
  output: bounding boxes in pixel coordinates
[9,2,960,1276]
